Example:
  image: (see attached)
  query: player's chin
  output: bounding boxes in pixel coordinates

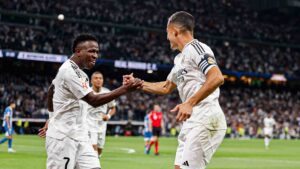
[87,62,95,69]
[170,44,177,51]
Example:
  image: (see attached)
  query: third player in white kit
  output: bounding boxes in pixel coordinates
[81,71,116,156]
[124,11,227,169]
[263,113,276,149]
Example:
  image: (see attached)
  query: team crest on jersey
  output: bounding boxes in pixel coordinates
[204,54,216,65]
[82,82,88,89]
[81,77,89,89]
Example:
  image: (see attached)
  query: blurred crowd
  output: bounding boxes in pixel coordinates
[0,0,299,76]
[0,74,299,139]
[1,0,298,43]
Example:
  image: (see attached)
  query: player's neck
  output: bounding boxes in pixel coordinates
[178,35,194,52]
[93,86,101,93]
[70,55,83,69]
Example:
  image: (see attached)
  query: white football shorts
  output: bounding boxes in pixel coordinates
[89,130,106,149]
[89,124,107,149]
[174,125,226,169]
[46,136,100,169]
[264,128,273,137]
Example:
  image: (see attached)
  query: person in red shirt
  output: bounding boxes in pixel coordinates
[146,104,165,155]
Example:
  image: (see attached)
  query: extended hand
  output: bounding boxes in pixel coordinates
[123,73,135,85]
[123,77,143,91]
[38,126,47,138]
[102,114,110,121]
[170,102,193,122]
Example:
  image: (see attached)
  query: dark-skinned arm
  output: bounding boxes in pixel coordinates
[82,78,142,107]
[39,83,54,138]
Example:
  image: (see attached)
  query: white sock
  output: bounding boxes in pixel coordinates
[264,137,269,147]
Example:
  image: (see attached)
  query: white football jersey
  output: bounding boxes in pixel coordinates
[47,59,92,141]
[81,87,116,132]
[167,39,226,130]
[264,117,276,129]
[167,39,219,103]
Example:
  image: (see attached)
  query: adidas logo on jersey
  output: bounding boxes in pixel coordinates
[182,161,189,166]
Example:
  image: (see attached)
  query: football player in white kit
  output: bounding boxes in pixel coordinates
[263,113,276,149]
[81,71,116,157]
[123,11,227,169]
[45,34,142,169]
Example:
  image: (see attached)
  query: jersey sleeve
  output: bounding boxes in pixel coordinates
[108,99,116,108]
[189,46,218,75]
[167,66,177,83]
[4,108,11,117]
[64,71,92,99]
[104,88,116,108]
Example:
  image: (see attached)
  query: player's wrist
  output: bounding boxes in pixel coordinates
[107,114,111,120]
[185,99,196,107]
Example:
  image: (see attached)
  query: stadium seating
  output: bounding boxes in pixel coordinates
[0,0,299,75]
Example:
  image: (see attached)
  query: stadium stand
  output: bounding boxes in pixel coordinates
[0,0,299,75]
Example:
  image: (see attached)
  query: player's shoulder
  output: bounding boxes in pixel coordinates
[173,53,182,64]
[58,60,86,80]
[56,60,73,77]
[101,87,111,93]
[4,106,10,112]
[184,39,214,56]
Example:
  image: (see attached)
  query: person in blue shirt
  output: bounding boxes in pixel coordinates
[0,102,16,153]
[143,111,152,153]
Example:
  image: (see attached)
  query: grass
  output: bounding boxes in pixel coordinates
[0,135,299,169]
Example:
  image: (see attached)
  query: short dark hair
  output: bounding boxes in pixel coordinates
[9,100,15,105]
[168,11,195,34]
[72,34,98,53]
[91,71,103,77]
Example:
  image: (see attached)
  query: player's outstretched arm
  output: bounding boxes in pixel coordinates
[82,78,143,107]
[123,74,176,95]
[171,67,224,122]
[142,81,177,95]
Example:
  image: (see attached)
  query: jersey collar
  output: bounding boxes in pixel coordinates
[69,59,79,69]
[182,39,196,51]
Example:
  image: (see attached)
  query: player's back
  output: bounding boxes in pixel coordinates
[167,39,227,130]
[168,39,219,104]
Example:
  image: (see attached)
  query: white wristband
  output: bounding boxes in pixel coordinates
[107,114,111,119]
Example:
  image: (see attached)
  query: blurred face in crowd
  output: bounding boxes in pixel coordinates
[267,113,272,118]
[75,41,99,69]
[91,73,103,89]
[154,105,161,112]
[10,103,16,109]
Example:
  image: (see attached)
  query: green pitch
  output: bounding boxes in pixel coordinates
[0,135,299,169]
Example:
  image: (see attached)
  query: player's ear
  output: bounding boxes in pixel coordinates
[75,48,81,56]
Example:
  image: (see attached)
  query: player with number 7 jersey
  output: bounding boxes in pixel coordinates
[45,34,143,169]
